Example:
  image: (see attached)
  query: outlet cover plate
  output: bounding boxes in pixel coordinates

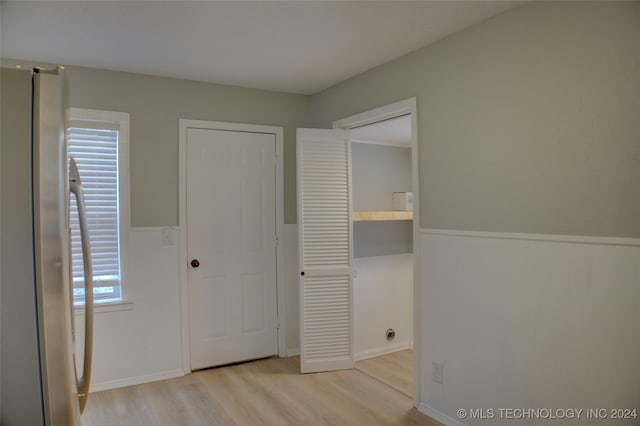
[432,362,444,384]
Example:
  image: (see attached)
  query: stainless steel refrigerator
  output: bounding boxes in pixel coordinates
[1,67,94,425]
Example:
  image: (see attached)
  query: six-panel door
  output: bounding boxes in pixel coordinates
[187,127,278,370]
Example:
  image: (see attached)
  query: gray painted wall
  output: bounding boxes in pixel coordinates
[312,1,640,238]
[4,1,639,236]
[352,142,411,211]
[1,60,311,226]
[68,66,310,226]
[353,221,412,258]
[352,142,412,257]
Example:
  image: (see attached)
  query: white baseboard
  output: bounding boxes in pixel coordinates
[286,347,300,357]
[89,369,185,392]
[418,403,466,426]
[355,342,412,361]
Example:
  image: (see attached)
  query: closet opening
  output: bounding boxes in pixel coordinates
[333,98,419,402]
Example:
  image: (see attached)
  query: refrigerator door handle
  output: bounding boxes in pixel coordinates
[69,157,94,413]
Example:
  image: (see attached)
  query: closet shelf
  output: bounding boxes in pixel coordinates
[352,211,413,222]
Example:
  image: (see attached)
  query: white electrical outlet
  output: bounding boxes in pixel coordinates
[432,362,444,384]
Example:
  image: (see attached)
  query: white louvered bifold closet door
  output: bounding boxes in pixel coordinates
[297,128,354,373]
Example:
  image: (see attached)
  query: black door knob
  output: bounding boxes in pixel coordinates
[191,259,200,268]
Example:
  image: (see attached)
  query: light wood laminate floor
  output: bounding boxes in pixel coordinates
[83,355,439,426]
[355,349,413,398]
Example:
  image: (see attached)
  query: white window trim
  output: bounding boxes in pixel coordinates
[66,107,132,311]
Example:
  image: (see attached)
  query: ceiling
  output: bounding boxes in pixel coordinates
[351,115,412,148]
[1,1,520,95]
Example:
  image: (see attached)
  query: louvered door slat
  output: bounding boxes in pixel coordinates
[297,128,354,373]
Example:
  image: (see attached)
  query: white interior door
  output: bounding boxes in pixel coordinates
[297,128,354,373]
[187,127,277,370]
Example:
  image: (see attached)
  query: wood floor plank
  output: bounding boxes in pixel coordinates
[84,355,439,426]
[355,349,414,397]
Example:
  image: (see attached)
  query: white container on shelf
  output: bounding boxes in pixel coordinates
[392,192,413,211]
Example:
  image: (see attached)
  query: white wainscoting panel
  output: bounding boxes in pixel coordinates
[354,254,413,360]
[418,230,640,425]
[77,227,183,392]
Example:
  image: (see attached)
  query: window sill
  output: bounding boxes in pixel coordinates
[74,299,134,315]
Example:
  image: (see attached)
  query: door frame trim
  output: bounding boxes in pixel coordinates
[332,97,420,407]
[178,119,285,374]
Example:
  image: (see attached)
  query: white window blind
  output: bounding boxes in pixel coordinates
[68,123,122,303]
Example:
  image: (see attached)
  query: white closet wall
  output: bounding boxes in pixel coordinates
[352,142,413,359]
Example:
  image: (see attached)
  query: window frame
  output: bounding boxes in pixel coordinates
[66,108,131,310]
